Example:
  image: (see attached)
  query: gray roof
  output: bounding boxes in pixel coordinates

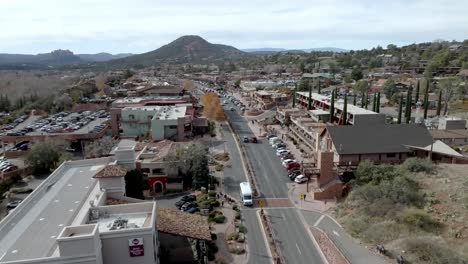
[326,124,433,155]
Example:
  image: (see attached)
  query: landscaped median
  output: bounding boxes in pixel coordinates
[311,227,349,264]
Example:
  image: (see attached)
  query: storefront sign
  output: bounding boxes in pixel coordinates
[129,238,144,257]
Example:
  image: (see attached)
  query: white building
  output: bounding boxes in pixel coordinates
[120,105,194,141]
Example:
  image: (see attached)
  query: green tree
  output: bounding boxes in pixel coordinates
[124,169,145,199]
[361,93,365,108]
[414,80,420,104]
[299,61,305,73]
[353,80,369,94]
[397,94,403,124]
[436,90,442,116]
[307,83,312,110]
[382,79,397,99]
[298,80,309,91]
[372,93,377,112]
[353,94,357,106]
[423,80,430,119]
[329,89,335,123]
[123,69,135,79]
[342,94,348,125]
[26,141,61,173]
[376,92,381,113]
[292,83,296,108]
[405,86,412,123]
[234,79,241,88]
[351,67,363,81]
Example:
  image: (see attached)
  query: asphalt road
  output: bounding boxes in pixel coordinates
[242,209,272,264]
[222,99,324,264]
[268,208,324,264]
[224,106,289,198]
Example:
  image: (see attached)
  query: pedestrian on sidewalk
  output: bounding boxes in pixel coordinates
[221,201,224,207]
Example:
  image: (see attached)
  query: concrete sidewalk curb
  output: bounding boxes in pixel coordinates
[296,209,330,264]
[254,209,274,264]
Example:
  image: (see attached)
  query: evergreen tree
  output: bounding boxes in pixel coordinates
[292,83,297,108]
[329,89,335,123]
[376,92,381,113]
[342,94,348,125]
[365,92,369,109]
[353,94,357,106]
[372,93,377,112]
[415,79,420,104]
[317,79,321,94]
[405,87,412,123]
[423,80,430,119]
[436,90,442,116]
[397,94,403,124]
[361,93,365,108]
[307,82,312,110]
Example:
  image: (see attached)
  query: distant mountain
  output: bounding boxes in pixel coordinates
[243,47,348,53]
[0,50,134,66]
[242,48,287,52]
[77,53,133,62]
[0,49,82,65]
[107,35,247,67]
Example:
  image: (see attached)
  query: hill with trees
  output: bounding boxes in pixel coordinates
[106,35,248,68]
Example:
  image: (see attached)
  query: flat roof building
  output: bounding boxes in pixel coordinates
[120,105,194,141]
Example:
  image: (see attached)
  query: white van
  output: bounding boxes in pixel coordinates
[240,182,253,206]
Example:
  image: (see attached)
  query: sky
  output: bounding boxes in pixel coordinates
[0,0,467,54]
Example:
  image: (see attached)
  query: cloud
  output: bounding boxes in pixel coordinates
[0,0,467,53]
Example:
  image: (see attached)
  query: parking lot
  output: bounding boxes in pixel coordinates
[2,110,110,137]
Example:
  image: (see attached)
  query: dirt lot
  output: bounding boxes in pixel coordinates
[415,164,468,256]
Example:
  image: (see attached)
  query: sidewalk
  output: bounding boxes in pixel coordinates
[288,182,336,213]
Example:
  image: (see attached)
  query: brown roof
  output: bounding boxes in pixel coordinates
[94,165,127,178]
[157,207,211,241]
[430,129,468,139]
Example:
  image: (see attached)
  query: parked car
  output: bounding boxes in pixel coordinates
[243,136,249,143]
[180,194,196,202]
[282,159,297,167]
[276,149,290,157]
[281,154,295,161]
[7,199,22,209]
[272,143,286,149]
[181,202,197,212]
[286,162,301,171]
[289,173,302,181]
[294,175,307,184]
[175,199,187,209]
[250,137,257,143]
[267,134,277,139]
[186,206,199,214]
[230,107,235,111]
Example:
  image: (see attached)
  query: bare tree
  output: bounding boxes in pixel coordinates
[437,77,462,115]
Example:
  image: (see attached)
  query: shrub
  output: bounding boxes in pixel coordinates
[208,191,217,197]
[397,208,440,232]
[228,232,239,241]
[235,224,247,233]
[232,204,239,211]
[235,212,241,220]
[403,158,433,173]
[229,248,245,254]
[213,214,226,223]
[236,233,245,243]
[215,164,224,171]
[403,237,466,264]
[199,201,212,210]
[211,233,218,240]
[361,221,408,243]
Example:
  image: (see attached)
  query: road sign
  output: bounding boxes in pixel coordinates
[299,193,304,200]
[259,200,265,208]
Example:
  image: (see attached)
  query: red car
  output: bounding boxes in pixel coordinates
[286,162,300,171]
[250,137,257,143]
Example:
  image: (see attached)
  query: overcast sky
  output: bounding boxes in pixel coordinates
[1,0,467,54]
